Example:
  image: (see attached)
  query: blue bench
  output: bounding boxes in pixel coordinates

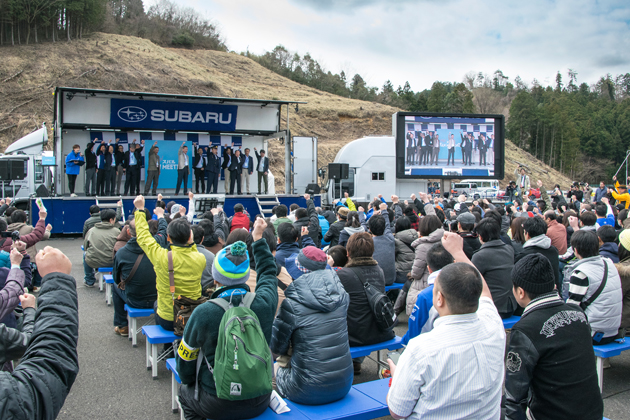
[593,338,630,392]
[125,305,154,347]
[103,275,114,306]
[97,267,113,292]
[167,357,388,420]
[142,325,181,379]
[384,283,404,292]
[350,336,404,359]
[502,315,520,329]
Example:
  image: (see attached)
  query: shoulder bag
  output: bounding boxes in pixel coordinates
[169,250,208,336]
[348,267,397,331]
[118,253,143,291]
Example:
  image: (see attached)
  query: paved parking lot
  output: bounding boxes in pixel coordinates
[47,237,629,420]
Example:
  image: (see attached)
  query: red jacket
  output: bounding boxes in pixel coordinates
[230,212,251,232]
[546,220,567,255]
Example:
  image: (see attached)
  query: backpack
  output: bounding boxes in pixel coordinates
[197,291,273,401]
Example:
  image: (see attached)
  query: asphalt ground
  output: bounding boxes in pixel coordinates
[42,237,630,420]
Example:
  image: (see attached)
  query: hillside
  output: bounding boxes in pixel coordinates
[0,32,573,191]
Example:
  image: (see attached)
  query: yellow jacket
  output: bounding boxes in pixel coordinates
[612,182,630,209]
[134,211,205,321]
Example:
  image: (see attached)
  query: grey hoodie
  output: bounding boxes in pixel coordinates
[338,226,365,247]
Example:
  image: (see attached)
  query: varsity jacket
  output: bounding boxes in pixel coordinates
[505,292,603,420]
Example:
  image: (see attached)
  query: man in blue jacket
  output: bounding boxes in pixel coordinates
[276,223,316,269]
[65,144,84,197]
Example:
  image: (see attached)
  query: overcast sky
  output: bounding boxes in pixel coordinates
[145,0,630,92]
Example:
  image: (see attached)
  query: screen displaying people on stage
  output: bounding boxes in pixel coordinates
[400,115,501,178]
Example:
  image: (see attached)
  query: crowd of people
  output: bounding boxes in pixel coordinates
[65,139,271,197]
[2,168,630,419]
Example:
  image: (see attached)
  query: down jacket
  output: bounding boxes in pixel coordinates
[270,269,353,405]
[394,229,417,274]
[0,271,79,419]
[406,228,445,315]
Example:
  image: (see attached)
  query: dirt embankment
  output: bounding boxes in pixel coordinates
[0,32,572,191]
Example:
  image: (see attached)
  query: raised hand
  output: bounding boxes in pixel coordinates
[157,193,163,201]
[10,247,23,266]
[188,191,194,200]
[36,246,72,276]
[379,202,388,211]
[301,226,309,237]
[537,180,543,188]
[154,207,165,218]
[133,195,145,210]
[251,217,266,242]
[304,193,311,201]
[19,293,36,309]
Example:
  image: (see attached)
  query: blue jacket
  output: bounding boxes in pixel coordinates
[206,153,221,173]
[596,215,615,227]
[275,235,315,268]
[600,242,619,263]
[318,215,330,245]
[402,284,434,345]
[65,151,84,175]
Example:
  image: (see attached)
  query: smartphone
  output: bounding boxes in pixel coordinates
[387,351,401,365]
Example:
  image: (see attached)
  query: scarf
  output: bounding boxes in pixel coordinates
[346,257,378,268]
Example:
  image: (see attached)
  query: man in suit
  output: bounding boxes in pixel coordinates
[229,149,243,194]
[424,132,434,165]
[175,141,190,195]
[460,133,471,166]
[432,133,440,166]
[255,148,269,194]
[222,144,233,193]
[144,142,160,196]
[114,140,126,195]
[414,131,422,165]
[241,148,254,194]
[123,140,144,196]
[193,145,206,194]
[106,144,117,195]
[205,145,221,194]
[84,139,98,196]
[447,133,456,166]
[478,134,487,166]
[96,142,112,196]
[488,134,495,164]
[406,131,416,164]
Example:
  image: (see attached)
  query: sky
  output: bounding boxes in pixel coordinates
[144,0,630,92]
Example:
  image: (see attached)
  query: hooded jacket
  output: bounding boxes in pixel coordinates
[338,226,365,248]
[599,242,619,263]
[515,235,560,291]
[565,256,622,339]
[7,222,50,260]
[292,199,321,247]
[83,212,101,238]
[270,269,353,405]
[318,214,330,244]
[0,271,79,419]
[275,242,300,269]
[84,222,120,269]
[407,228,445,315]
[0,219,46,253]
[394,229,417,274]
[337,259,395,346]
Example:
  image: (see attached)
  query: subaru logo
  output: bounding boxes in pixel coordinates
[118,106,147,123]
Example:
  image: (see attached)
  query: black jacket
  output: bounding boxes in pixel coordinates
[85,142,97,169]
[0,272,79,419]
[471,239,517,316]
[515,236,561,291]
[221,148,232,169]
[337,261,395,346]
[229,154,243,172]
[96,147,113,169]
[292,199,320,247]
[206,153,221,173]
[323,220,345,247]
[124,146,144,169]
[505,293,603,420]
[114,150,125,167]
[0,307,34,365]
[113,230,165,302]
[460,231,481,260]
[255,150,269,173]
[193,152,206,171]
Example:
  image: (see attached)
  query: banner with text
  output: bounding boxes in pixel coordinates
[110,98,238,132]
[145,141,193,189]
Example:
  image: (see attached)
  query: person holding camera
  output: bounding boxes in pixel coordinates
[0,209,48,254]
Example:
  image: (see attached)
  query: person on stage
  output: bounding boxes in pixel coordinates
[124,140,143,196]
[447,133,455,166]
[193,145,206,194]
[432,133,440,166]
[96,141,112,196]
[406,131,416,164]
[255,148,269,194]
[65,144,84,197]
[222,144,233,193]
[229,149,244,195]
[84,139,98,196]
[479,134,488,166]
[242,148,254,194]
[205,145,221,194]
[107,144,117,195]
[114,140,125,195]
[175,141,190,196]
[144,141,160,196]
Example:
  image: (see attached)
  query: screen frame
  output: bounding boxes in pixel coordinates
[394,111,505,180]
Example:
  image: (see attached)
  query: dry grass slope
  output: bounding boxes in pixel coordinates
[0,32,572,191]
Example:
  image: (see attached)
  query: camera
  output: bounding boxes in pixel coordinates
[0,231,20,242]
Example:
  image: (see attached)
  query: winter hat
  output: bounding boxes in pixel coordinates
[619,229,630,252]
[457,212,476,225]
[171,204,182,215]
[285,246,328,279]
[337,206,349,219]
[511,254,555,294]
[212,241,250,286]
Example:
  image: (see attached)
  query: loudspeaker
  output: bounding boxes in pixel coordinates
[11,160,26,180]
[0,161,8,181]
[305,183,320,194]
[328,163,349,180]
[35,184,50,197]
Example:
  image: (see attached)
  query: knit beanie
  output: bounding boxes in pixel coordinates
[619,229,630,252]
[285,246,328,279]
[212,241,250,286]
[511,253,555,294]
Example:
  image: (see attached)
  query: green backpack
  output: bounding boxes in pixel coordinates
[196,292,273,401]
